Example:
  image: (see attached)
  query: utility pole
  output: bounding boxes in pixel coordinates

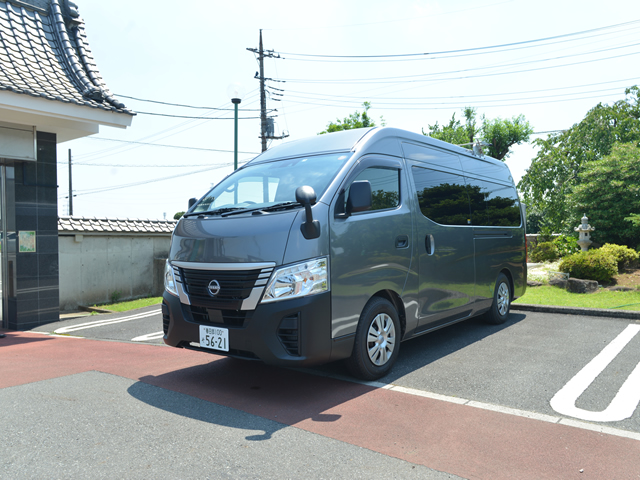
[247,30,288,152]
[68,149,73,216]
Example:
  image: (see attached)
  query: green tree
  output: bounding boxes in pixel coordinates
[518,86,640,234]
[424,107,478,148]
[481,114,534,160]
[174,211,185,220]
[319,102,384,134]
[569,142,640,247]
[424,107,533,160]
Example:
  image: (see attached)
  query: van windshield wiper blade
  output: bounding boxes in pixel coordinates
[183,207,242,218]
[220,201,301,217]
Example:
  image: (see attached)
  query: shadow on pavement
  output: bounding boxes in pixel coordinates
[129,357,373,441]
[0,331,57,347]
[313,312,528,383]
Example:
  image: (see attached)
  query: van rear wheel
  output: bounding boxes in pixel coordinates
[485,273,511,325]
[345,297,400,381]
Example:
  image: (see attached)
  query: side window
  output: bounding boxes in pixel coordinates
[346,167,400,212]
[411,166,470,225]
[466,177,521,227]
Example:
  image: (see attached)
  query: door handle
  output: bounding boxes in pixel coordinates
[395,235,409,249]
[425,234,435,255]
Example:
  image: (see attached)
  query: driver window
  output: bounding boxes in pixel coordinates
[346,167,400,212]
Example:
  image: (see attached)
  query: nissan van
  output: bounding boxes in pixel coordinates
[162,127,526,380]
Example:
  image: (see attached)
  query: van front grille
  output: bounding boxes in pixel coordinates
[175,265,274,310]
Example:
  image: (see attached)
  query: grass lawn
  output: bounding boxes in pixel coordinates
[96,296,162,312]
[514,286,640,311]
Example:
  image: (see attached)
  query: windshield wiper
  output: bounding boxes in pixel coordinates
[183,207,242,218]
[220,201,301,217]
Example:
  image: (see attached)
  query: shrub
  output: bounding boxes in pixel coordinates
[530,241,559,263]
[558,250,618,283]
[600,243,640,270]
[552,235,580,258]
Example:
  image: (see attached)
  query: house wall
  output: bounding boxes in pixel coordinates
[9,131,60,329]
[58,234,170,311]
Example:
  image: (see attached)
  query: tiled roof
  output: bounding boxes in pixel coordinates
[0,0,134,115]
[58,217,177,235]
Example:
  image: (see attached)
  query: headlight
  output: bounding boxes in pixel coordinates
[164,260,178,296]
[261,257,329,303]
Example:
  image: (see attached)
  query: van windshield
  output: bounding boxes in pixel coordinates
[190,152,352,215]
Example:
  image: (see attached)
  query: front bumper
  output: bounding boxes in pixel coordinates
[162,290,336,367]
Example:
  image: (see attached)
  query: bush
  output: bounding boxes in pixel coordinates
[600,243,640,270]
[558,250,618,283]
[530,241,558,262]
[552,235,580,258]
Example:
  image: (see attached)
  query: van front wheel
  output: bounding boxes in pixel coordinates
[485,273,511,325]
[345,297,400,380]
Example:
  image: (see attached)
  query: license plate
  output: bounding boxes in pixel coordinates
[199,325,229,352]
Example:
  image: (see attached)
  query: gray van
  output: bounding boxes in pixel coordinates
[162,127,526,380]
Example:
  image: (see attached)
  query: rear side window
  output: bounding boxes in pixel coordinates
[466,178,521,227]
[347,167,400,212]
[411,166,470,225]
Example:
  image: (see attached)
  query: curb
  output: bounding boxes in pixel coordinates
[512,303,640,320]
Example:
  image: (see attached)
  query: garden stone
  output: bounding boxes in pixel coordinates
[549,277,568,289]
[608,286,635,292]
[527,280,543,287]
[567,278,599,293]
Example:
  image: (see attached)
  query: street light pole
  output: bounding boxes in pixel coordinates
[227,82,245,171]
[232,97,240,170]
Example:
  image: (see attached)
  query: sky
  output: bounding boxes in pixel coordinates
[57,0,640,220]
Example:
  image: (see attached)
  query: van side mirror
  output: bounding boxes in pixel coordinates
[295,186,320,240]
[188,198,197,209]
[346,180,372,215]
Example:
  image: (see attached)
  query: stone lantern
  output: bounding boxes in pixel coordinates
[575,214,595,251]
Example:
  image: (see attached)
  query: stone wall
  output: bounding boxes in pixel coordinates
[58,233,170,311]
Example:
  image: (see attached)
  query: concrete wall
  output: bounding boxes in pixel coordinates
[59,234,170,311]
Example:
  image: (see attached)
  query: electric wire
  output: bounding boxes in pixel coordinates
[278,43,640,84]
[274,19,640,59]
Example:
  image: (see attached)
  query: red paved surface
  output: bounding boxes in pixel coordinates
[2,330,639,480]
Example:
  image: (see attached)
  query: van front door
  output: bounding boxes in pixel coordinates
[411,165,475,330]
[329,157,413,339]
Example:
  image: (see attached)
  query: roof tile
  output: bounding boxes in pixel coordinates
[58,216,177,235]
[0,0,134,116]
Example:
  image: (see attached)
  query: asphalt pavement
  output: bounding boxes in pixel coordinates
[1,303,640,479]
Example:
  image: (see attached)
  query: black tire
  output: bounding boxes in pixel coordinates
[485,273,511,325]
[345,297,401,381]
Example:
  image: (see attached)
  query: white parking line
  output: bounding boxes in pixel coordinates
[550,323,640,422]
[132,331,165,342]
[54,309,160,334]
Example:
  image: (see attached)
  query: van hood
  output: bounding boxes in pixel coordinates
[169,211,298,265]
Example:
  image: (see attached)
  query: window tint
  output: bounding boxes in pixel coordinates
[458,155,511,183]
[402,142,462,170]
[347,167,400,212]
[466,178,521,227]
[411,166,470,225]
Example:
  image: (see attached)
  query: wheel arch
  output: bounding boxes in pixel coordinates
[499,268,515,300]
[371,289,406,340]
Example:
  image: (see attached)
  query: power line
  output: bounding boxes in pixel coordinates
[136,110,272,120]
[274,19,640,59]
[115,94,268,112]
[282,91,627,110]
[282,77,640,102]
[63,159,250,198]
[82,137,260,155]
[278,43,640,84]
